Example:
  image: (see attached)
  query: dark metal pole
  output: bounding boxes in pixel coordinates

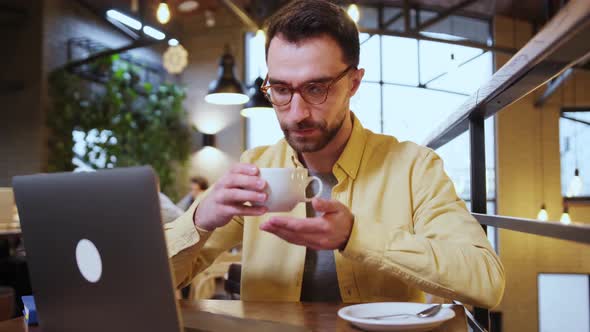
[469,111,490,330]
[470,112,487,218]
[561,115,590,127]
[403,0,411,32]
[378,3,384,29]
[562,106,590,113]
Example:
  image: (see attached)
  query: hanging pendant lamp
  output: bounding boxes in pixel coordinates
[205,46,249,105]
[537,204,548,221]
[241,77,274,117]
[560,205,571,225]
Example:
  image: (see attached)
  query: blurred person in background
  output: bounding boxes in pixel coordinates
[177,176,209,211]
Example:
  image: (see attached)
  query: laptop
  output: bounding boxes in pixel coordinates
[13,167,309,332]
[13,166,185,331]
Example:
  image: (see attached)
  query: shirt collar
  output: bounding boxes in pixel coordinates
[287,112,367,180]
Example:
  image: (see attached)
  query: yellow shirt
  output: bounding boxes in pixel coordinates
[165,114,505,308]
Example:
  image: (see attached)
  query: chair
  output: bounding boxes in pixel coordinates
[223,263,241,299]
[187,250,241,300]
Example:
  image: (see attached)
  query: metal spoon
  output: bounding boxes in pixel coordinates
[362,304,443,320]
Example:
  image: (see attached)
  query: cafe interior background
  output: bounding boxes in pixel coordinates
[0,0,589,331]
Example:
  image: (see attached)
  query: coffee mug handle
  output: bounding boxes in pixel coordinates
[304,176,323,202]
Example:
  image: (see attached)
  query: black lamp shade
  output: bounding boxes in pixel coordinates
[241,77,274,117]
[205,48,248,105]
[244,77,273,109]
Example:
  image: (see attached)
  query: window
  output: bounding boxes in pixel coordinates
[72,129,116,171]
[538,273,590,332]
[560,109,590,197]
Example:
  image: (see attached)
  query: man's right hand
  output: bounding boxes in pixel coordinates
[193,163,268,231]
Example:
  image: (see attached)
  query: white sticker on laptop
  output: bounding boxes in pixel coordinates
[75,239,103,283]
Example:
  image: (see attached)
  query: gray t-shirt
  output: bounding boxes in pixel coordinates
[300,171,342,302]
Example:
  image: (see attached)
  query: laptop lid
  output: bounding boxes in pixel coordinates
[13,166,182,332]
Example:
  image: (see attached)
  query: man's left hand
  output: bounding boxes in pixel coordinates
[259,198,354,250]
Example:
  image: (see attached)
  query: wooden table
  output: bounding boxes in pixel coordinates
[27,300,468,331]
[180,300,468,332]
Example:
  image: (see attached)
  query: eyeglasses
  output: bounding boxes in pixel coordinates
[260,66,355,106]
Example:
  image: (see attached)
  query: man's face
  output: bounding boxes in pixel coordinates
[266,34,363,153]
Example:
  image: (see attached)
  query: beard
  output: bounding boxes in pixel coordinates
[280,111,347,153]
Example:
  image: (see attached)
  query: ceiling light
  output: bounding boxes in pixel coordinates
[106,9,142,30]
[205,10,215,28]
[157,1,171,24]
[205,48,248,105]
[143,26,166,40]
[560,205,571,225]
[241,77,274,117]
[566,168,583,197]
[205,93,249,105]
[537,204,548,221]
[347,4,360,23]
[163,44,188,74]
[178,1,199,13]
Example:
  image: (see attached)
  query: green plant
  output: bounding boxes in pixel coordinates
[48,54,191,199]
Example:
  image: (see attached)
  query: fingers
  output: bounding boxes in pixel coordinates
[230,163,259,176]
[216,188,267,204]
[219,164,266,196]
[261,224,324,248]
[311,197,341,213]
[221,174,266,192]
[194,164,267,230]
[221,204,268,217]
[262,217,327,233]
[266,227,307,246]
[260,218,330,249]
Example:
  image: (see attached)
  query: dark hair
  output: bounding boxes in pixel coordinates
[190,176,209,190]
[265,0,360,67]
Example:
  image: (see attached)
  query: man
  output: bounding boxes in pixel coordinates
[176,176,209,211]
[166,0,504,308]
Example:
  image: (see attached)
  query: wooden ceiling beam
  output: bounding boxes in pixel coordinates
[219,0,259,31]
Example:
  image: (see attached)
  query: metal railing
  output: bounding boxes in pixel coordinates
[425,0,590,150]
[474,214,590,245]
[423,0,590,330]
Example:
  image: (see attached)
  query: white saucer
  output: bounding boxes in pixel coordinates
[337,302,455,332]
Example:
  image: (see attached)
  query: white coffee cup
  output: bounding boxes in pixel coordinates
[255,168,323,212]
